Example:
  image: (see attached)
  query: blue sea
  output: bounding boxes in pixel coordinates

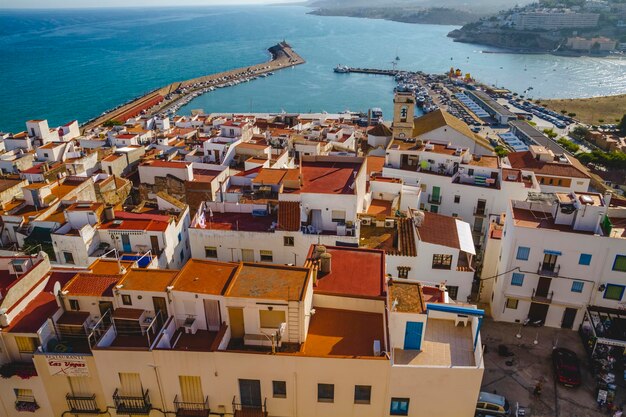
[1,6,625,133]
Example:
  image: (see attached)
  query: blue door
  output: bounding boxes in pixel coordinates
[121,234,131,252]
[404,321,423,350]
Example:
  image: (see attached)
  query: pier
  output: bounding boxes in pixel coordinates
[82,42,305,131]
[337,67,399,76]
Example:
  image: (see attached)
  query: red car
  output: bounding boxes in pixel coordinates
[552,348,582,387]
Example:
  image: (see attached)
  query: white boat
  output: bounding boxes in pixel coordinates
[334,65,350,73]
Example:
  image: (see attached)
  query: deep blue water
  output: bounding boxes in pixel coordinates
[1,6,625,133]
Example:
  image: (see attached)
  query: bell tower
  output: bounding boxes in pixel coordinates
[392,92,415,140]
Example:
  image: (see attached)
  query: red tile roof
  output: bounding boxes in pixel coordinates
[416,211,460,249]
[299,160,362,195]
[309,245,386,298]
[507,151,589,179]
[277,201,300,231]
[62,273,120,297]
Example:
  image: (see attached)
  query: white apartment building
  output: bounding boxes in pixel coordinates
[483,191,626,330]
[512,11,600,30]
[0,247,484,417]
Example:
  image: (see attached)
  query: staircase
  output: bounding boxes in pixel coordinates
[287,301,300,343]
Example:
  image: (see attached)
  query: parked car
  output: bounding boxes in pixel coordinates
[475,391,510,416]
[552,347,582,387]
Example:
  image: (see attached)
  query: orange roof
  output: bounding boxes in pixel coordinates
[366,156,385,177]
[252,168,288,185]
[141,160,191,169]
[63,273,120,297]
[171,259,239,295]
[507,151,589,179]
[299,160,362,195]
[302,308,385,358]
[117,268,178,292]
[416,211,460,249]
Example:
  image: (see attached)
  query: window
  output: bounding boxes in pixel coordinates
[284,236,294,247]
[69,299,80,311]
[511,273,525,286]
[446,285,459,300]
[452,213,458,218]
[390,398,410,416]
[14,337,39,354]
[516,246,530,261]
[331,210,346,223]
[259,310,286,328]
[505,298,518,309]
[63,251,75,265]
[273,381,286,398]
[571,281,584,293]
[178,232,182,242]
[613,255,626,272]
[180,250,184,262]
[579,254,592,266]
[454,195,460,203]
[204,246,217,259]
[14,388,35,407]
[317,383,334,403]
[121,294,132,306]
[397,266,410,279]
[260,250,273,262]
[432,254,452,270]
[354,385,371,404]
[604,284,625,301]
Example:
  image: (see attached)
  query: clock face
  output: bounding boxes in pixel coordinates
[399,133,406,139]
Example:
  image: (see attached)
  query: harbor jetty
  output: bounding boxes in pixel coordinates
[334,66,399,76]
[82,42,304,131]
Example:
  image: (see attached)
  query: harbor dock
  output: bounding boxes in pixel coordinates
[82,42,305,131]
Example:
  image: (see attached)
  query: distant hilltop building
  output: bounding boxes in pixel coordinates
[566,36,617,51]
[511,10,600,30]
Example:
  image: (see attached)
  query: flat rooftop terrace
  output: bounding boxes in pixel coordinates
[302,308,386,358]
[193,211,277,232]
[512,207,594,234]
[393,319,474,367]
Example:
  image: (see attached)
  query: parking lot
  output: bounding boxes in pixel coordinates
[480,319,620,417]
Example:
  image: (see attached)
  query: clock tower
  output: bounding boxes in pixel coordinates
[392,92,416,140]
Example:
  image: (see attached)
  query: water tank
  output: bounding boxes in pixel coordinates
[320,252,332,274]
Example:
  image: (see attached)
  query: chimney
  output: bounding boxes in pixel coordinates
[103,206,115,222]
[320,252,332,274]
[314,245,326,259]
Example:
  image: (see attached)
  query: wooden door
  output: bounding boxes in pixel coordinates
[228,307,245,339]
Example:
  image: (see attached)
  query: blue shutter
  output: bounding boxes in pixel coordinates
[516,246,530,261]
[579,254,592,265]
[511,273,525,286]
[571,281,584,293]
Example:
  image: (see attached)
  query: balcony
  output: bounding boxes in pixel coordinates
[428,193,442,205]
[113,389,151,415]
[15,395,39,412]
[232,397,267,417]
[66,394,100,414]
[473,206,487,217]
[537,263,560,277]
[174,395,210,417]
[531,288,554,304]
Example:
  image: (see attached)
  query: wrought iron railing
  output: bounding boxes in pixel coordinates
[113,388,151,415]
[174,395,210,417]
[66,393,100,414]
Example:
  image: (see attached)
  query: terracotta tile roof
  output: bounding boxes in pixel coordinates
[277,201,300,232]
[388,280,427,313]
[410,110,493,150]
[507,151,590,179]
[416,211,460,249]
[368,123,392,137]
[63,273,120,297]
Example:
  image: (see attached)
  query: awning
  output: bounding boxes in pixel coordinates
[544,249,562,256]
[455,219,476,255]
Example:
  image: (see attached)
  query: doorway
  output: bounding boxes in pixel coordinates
[239,379,262,408]
[121,234,131,252]
[536,277,552,298]
[528,302,549,323]
[561,308,578,329]
[403,321,423,350]
[228,307,245,339]
[542,253,558,272]
[204,299,221,331]
[241,249,254,263]
[150,236,160,255]
[152,297,167,327]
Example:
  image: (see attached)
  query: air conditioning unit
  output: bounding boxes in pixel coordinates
[361,218,372,226]
[385,219,395,228]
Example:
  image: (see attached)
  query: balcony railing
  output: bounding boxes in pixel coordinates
[473,206,487,217]
[15,395,39,412]
[66,393,100,414]
[531,288,554,304]
[174,395,210,417]
[428,193,442,205]
[113,389,151,415]
[537,263,560,277]
[232,396,268,417]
